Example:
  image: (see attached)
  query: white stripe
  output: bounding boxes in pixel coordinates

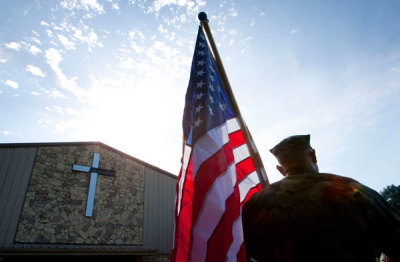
[238,171,259,203]
[233,143,250,164]
[192,122,230,179]
[226,117,240,133]
[177,145,192,216]
[225,212,244,262]
[189,164,237,262]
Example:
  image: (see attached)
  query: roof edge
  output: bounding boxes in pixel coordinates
[0,141,177,180]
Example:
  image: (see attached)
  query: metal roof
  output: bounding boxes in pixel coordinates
[0,141,177,179]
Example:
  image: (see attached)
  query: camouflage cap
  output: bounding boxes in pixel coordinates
[270,135,312,159]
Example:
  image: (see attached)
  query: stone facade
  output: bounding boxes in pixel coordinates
[15,144,145,245]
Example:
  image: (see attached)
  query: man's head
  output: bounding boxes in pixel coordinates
[270,135,318,176]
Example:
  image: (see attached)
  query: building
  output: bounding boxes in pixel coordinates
[0,142,177,262]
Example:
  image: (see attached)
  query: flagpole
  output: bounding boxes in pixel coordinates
[198,12,269,188]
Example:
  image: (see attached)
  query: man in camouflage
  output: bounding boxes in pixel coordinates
[242,135,400,262]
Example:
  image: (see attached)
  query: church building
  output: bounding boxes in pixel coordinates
[0,142,176,262]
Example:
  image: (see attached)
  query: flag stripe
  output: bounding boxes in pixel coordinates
[226,212,245,262]
[205,191,240,262]
[229,130,246,148]
[189,164,237,262]
[177,145,192,215]
[174,158,194,262]
[191,143,234,225]
[235,157,256,182]
[192,122,230,179]
[242,184,262,205]
[238,171,259,202]
[226,117,240,133]
[233,143,251,164]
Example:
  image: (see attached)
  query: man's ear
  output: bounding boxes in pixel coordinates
[276,165,286,177]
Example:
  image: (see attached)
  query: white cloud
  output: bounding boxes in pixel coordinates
[129,30,145,41]
[112,3,119,10]
[60,0,105,14]
[128,29,145,53]
[31,91,40,96]
[158,24,168,34]
[5,41,43,55]
[119,57,135,69]
[29,45,42,55]
[229,7,238,17]
[26,65,45,77]
[0,56,7,63]
[50,89,67,99]
[41,21,50,26]
[46,29,53,37]
[45,48,86,100]
[3,131,10,135]
[290,29,298,34]
[5,80,19,89]
[73,29,102,52]
[146,0,206,18]
[57,34,76,50]
[46,105,64,114]
[32,30,40,37]
[31,37,41,45]
[5,42,22,51]
[228,29,237,36]
[66,108,81,116]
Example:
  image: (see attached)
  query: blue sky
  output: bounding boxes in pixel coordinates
[1,0,400,192]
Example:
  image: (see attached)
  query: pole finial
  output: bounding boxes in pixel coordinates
[198,12,208,23]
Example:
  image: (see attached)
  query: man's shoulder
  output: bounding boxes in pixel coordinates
[243,172,360,210]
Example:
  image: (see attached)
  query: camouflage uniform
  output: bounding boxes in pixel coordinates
[242,169,400,262]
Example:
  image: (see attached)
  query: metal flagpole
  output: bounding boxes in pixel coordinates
[198,12,269,188]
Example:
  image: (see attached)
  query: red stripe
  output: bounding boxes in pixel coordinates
[171,164,183,262]
[237,242,246,262]
[205,186,241,262]
[228,130,246,148]
[241,184,262,207]
[190,143,234,226]
[236,157,256,182]
[173,157,194,262]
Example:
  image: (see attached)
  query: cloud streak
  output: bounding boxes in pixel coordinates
[5,80,19,89]
[44,48,86,100]
[26,65,45,77]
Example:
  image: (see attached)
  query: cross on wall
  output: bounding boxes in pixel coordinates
[72,153,115,217]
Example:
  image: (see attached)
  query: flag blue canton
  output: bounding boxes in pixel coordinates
[183,27,235,146]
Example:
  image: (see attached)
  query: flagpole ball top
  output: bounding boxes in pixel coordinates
[198,12,208,22]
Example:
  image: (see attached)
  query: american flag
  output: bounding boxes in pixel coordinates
[171,27,264,262]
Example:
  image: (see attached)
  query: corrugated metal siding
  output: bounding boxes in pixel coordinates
[143,167,176,253]
[0,147,37,248]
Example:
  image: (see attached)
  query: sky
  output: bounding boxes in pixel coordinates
[1,0,400,192]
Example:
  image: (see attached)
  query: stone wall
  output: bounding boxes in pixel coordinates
[15,144,145,245]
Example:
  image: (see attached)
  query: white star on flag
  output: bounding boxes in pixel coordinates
[194,117,202,127]
[195,104,204,113]
[195,92,205,100]
[197,70,205,76]
[197,60,205,66]
[196,80,205,89]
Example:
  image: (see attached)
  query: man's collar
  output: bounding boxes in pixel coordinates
[286,166,318,176]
